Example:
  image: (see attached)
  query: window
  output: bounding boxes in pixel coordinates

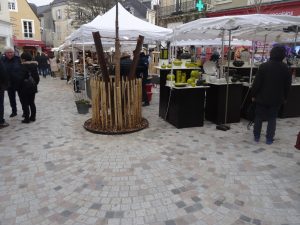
[22,20,34,38]
[8,0,17,11]
[213,0,232,4]
[56,9,61,20]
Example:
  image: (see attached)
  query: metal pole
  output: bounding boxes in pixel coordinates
[224,29,232,125]
[72,42,76,78]
[82,42,87,98]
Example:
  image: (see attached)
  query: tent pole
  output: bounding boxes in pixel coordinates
[82,42,87,98]
[224,29,231,125]
[72,42,76,80]
[294,26,299,49]
[249,40,255,85]
[217,28,239,131]
[220,29,225,78]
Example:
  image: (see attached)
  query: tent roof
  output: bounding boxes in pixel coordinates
[170,14,300,42]
[68,3,172,43]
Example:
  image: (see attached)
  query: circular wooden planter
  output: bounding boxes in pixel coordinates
[84,77,148,134]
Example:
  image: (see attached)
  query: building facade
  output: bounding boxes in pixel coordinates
[9,0,43,56]
[0,0,13,51]
[158,0,300,28]
[38,5,55,52]
[51,0,75,48]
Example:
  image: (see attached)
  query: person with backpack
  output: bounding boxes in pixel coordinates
[0,60,9,128]
[251,45,291,144]
[18,52,40,123]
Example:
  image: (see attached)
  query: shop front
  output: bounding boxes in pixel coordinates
[207,1,300,17]
[13,38,45,57]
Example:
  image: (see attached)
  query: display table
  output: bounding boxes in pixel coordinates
[205,82,244,125]
[241,82,300,119]
[158,67,202,117]
[279,82,300,118]
[157,67,206,128]
[160,86,208,128]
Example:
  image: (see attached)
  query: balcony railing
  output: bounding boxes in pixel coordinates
[159,1,198,17]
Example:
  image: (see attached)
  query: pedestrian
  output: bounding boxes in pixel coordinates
[120,52,132,78]
[35,52,42,75]
[39,53,49,78]
[49,56,59,78]
[136,52,150,107]
[251,45,292,144]
[0,60,9,128]
[18,52,40,123]
[1,47,22,117]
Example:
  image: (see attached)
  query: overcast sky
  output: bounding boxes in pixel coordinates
[27,0,53,6]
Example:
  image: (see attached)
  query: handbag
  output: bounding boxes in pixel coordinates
[23,72,37,94]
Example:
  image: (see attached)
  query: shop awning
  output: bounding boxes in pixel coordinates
[13,39,45,47]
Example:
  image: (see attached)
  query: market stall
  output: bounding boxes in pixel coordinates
[164,14,300,128]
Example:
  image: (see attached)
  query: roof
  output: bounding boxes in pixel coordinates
[37,5,51,15]
[51,0,67,5]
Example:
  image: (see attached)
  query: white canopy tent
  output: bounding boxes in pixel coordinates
[171,14,300,41]
[168,14,300,128]
[170,38,252,47]
[67,3,172,44]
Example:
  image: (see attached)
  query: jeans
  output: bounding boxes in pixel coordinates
[253,104,280,141]
[7,87,17,114]
[0,89,4,123]
[19,91,36,120]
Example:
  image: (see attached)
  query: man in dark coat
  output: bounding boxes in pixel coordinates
[1,47,22,117]
[0,60,9,127]
[251,45,291,144]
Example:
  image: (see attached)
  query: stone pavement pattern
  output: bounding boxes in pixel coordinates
[0,78,299,225]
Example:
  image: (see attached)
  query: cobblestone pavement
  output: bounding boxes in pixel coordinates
[0,78,300,225]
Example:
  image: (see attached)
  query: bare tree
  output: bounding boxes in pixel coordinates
[69,0,114,28]
[251,0,263,13]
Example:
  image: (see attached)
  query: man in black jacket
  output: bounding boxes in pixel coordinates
[0,60,9,127]
[1,47,21,117]
[251,45,291,144]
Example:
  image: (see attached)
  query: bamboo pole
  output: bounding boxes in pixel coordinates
[113,82,118,130]
[129,35,144,80]
[127,78,132,129]
[114,1,121,86]
[92,32,109,83]
[122,78,127,128]
[110,77,115,127]
[108,80,112,129]
[117,86,123,129]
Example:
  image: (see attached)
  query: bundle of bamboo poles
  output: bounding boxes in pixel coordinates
[90,76,143,131]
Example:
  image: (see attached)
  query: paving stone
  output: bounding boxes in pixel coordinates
[0,78,299,225]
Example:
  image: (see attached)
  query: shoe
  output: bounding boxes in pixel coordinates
[254,137,260,142]
[9,112,17,117]
[21,119,30,124]
[142,102,150,107]
[0,122,9,128]
[266,139,273,145]
[29,117,36,122]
